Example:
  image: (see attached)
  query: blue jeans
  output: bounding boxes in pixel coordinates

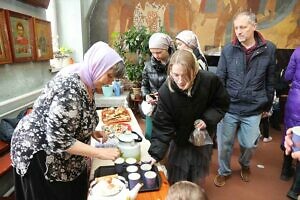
[217,113,261,176]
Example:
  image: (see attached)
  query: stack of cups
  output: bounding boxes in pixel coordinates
[125,157,140,190]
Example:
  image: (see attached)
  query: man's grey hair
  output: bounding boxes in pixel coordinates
[233,11,257,25]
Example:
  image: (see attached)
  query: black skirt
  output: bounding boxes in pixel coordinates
[166,141,213,185]
[13,151,88,200]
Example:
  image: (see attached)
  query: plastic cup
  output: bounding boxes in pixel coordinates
[128,172,141,190]
[126,165,138,173]
[102,85,113,97]
[140,163,152,174]
[292,126,300,152]
[140,157,151,165]
[144,171,157,188]
[114,157,124,174]
[125,157,137,166]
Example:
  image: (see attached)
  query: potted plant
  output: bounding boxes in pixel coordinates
[112,26,152,90]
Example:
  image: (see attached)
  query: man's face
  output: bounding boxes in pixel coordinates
[233,15,256,44]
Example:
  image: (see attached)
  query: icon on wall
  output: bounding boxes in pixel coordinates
[33,18,53,61]
[0,9,12,65]
[6,10,35,62]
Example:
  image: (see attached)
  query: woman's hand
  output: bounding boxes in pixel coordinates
[92,131,108,143]
[285,128,300,161]
[194,119,207,130]
[261,112,269,118]
[96,148,120,161]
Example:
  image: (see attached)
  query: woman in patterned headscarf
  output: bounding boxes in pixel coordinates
[11,41,124,200]
[176,30,208,71]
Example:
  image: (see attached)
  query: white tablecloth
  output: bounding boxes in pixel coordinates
[94,91,129,108]
[89,108,151,180]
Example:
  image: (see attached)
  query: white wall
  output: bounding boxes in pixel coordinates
[52,0,94,62]
[0,0,54,117]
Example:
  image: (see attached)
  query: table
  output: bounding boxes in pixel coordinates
[88,108,169,200]
[94,91,129,108]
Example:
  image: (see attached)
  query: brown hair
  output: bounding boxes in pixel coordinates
[167,49,199,96]
[166,181,208,200]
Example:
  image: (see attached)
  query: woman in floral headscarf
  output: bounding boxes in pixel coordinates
[176,30,208,71]
[11,41,124,200]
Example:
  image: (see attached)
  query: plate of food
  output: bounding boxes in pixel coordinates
[102,123,132,137]
[89,175,127,200]
[102,107,131,124]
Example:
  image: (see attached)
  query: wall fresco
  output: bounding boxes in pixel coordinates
[91,0,300,49]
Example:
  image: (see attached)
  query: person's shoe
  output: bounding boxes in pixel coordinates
[240,167,250,182]
[287,190,298,200]
[214,174,229,187]
[263,136,273,143]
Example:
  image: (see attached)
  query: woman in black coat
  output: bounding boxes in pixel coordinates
[148,49,230,187]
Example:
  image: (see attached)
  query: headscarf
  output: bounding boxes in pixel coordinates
[148,32,174,50]
[59,41,122,89]
[175,30,205,58]
[176,30,208,70]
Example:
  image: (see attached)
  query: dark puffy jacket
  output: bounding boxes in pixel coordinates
[141,56,168,98]
[216,31,276,116]
[148,71,230,161]
[284,47,300,129]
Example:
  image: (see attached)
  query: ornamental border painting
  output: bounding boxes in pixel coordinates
[0,9,12,65]
[33,18,53,61]
[6,10,34,62]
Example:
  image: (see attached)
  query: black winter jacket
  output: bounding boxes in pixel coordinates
[141,56,168,98]
[216,31,276,116]
[148,71,230,161]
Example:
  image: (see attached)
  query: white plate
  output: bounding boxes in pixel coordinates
[88,178,127,200]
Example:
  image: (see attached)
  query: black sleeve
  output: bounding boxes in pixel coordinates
[148,87,175,161]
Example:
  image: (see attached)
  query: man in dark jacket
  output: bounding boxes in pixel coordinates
[214,11,276,187]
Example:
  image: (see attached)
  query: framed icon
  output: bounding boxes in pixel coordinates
[6,10,34,62]
[33,18,53,61]
[0,9,12,65]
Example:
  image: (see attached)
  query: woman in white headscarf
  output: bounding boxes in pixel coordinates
[176,30,208,71]
[11,41,124,200]
[141,32,175,139]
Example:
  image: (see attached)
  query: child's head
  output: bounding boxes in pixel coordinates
[166,180,208,200]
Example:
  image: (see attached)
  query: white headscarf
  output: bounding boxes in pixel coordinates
[175,30,205,58]
[148,32,173,50]
[176,30,208,70]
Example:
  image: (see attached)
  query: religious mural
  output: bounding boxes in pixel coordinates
[92,0,300,50]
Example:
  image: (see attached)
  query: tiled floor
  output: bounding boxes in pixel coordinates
[136,114,295,200]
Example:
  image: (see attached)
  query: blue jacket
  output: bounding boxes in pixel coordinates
[216,31,276,116]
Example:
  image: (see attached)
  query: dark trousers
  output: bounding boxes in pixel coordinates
[260,117,269,138]
[13,151,88,200]
[290,161,300,194]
